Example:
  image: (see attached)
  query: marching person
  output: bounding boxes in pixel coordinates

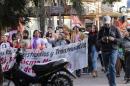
[88,25,98,77]
[114,16,128,77]
[13,32,24,48]
[0,33,13,85]
[63,25,71,44]
[47,32,55,47]
[97,16,121,86]
[22,30,31,49]
[32,30,45,50]
[116,16,128,38]
[71,26,82,77]
[71,26,81,43]
[120,30,130,83]
[54,33,67,47]
[0,33,13,49]
[39,31,52,48]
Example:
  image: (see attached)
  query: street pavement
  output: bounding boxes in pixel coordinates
[3,70,130,86]
[73,59,130,86]
[3,61,130,86]
[74,69,130,86]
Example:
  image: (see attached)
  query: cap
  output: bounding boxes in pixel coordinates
[103,16,111,24]
[119,16,127,22]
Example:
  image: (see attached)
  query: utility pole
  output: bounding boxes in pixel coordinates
[95,0,100,31]
[97,0,100,31]
[39,0,45,33]
[58,0,63,27]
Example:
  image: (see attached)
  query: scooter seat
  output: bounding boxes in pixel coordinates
[32,59,68,75]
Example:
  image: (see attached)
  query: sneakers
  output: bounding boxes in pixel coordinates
[123,76,130,84]
[124,79,130,84]
[92,71,98,77]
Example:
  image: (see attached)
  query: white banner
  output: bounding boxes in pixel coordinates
[0,39,88,76]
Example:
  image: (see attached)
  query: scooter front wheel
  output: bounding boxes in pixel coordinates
[51,74,73,86]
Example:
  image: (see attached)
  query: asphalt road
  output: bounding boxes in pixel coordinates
[74,70,130,86]
[3,71,130,86]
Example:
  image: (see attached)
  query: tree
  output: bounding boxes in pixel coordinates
[0,0,122,32]
[0,0,27,28]
[30,0,122,32]
[31,0,85,32]
[71,0,84,16]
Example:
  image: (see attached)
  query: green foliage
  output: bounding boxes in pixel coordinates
[102,0,121,4]
[0,0,121,28]
[70,0,84,16]
[0,0,27,27]
[0,0,85,28]
[32,0,39,7]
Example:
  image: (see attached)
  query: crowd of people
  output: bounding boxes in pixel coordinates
[0,25,85,50]
[1,15,130,86]
[0,25,87,84]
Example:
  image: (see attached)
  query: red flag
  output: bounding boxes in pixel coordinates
[71,16,82,25]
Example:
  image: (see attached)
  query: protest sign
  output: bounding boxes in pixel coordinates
[0,39,88,76]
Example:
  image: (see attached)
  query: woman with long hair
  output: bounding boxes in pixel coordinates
[22,30,31,49]
[88,25,98,77]
[13,32,23,48]
[71,26,81,43]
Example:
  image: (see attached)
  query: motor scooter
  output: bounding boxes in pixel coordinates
[3,48,76,86]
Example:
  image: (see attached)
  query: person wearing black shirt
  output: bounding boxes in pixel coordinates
[97,16,121,86]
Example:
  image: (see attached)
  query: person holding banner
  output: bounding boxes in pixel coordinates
[32,30,45,50]
[71,26,82,77]
[39,31,52,48]
[71,26,81,43]
[47,32,55,47]
[13,32,25,48]
[0,33,13,49]
[0,33,12,84]
[22,30,31,49]
[54,33,67,47]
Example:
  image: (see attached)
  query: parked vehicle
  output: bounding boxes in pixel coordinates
[3,48,76,86]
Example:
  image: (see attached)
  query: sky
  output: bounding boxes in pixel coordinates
[128,0,130,8]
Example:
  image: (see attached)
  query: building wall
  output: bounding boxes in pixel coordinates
[25,17,40,38]
[83,1,102,15]
[113,0,127,12]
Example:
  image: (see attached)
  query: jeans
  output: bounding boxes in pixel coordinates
[102,50,118,86]
[91,45,98,71]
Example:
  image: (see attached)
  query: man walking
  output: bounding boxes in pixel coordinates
[97,16,121,86]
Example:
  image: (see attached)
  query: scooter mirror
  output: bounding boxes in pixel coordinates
[15,48,24,65]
